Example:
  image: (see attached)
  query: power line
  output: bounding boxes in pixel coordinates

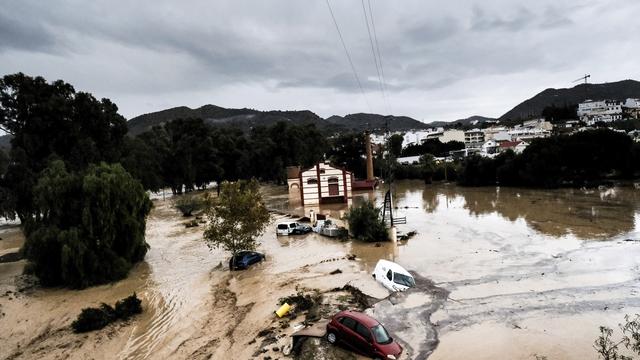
[325,0,371,113]
[366,0,391,114]
[361,0,385,113]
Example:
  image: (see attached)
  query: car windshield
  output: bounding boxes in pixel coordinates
[277,224,289,230]
[371,324,392,344]
[393,272,415,287]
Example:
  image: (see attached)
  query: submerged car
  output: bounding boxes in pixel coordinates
[326,310,403,359]
[276,221,312,236]
[229,251,265,270]
[372,259,415,292]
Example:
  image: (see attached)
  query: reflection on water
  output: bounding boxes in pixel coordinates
[266,181,640,240]
[400,181,639,239]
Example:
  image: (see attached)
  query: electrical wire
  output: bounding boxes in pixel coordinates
[325,0,372,113]
[361,0,385,113]
[367,0,391,113]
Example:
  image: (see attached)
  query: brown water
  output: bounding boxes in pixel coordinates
[266,181,640,359]
[2,182,639,359]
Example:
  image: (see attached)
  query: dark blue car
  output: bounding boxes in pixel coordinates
[229,251,265,270]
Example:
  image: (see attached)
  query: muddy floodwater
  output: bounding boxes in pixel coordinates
[1,181,639,360]
[269,181,640,360]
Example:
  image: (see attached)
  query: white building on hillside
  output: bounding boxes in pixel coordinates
[508,128,551,141]
[623,98,640,119]
[481,140,500,156]
[522,118,553,131]
[407,128,445,146]
[464,129,485,149]
[578,100,623,125]
[440,129,465,143]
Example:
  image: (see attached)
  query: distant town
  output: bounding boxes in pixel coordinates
[370,97,640,164]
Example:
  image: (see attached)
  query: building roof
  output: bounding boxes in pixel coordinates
[299,161,353,175]
[499,141,520,148]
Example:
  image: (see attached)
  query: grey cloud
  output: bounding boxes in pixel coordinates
[471,5,535,32]
[539,7,574,29]
[405,17,461,43]
[0,0,636,120]
[0,10,57,53]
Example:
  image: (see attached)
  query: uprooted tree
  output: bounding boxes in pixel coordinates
[203,179,270,268]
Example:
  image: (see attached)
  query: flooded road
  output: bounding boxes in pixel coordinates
[1,181,639,359]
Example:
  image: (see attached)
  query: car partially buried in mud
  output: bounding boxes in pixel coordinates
[372,260,415,292]
[229,250,265,270]
[326,310,403,360]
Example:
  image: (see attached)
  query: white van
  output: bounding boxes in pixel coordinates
[372,259,415,292]
[276,221,312,236]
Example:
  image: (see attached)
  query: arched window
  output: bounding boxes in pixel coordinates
[307,178,318,185]
[327,177,339,183]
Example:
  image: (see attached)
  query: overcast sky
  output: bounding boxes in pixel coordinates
[1,0,639,122]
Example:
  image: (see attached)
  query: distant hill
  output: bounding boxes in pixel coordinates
[326,113,429,132]
[425,115,497,129]
[499,79,640,121]
[127,104,333,136]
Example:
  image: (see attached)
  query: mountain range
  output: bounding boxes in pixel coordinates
[1,79,639,150]
[127,80,640,135]
[127,106,431,135]
[499,79,640,121]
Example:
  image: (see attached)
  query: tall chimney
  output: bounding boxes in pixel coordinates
[365,132,374,181]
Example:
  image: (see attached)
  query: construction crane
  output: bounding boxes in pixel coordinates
[573,74,591,84]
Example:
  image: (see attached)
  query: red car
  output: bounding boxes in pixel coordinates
[326,310,402,359]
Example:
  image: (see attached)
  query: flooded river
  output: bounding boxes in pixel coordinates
[1,181,639,359]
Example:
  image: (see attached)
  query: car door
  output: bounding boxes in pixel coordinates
[338,316,361,352]
[383,269,394,291]
[249,252,262,265]
[353,321,374,356]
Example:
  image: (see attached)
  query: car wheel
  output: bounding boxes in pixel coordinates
[326,331,337,344]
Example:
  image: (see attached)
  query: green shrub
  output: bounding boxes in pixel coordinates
[346,201,388,242]
[71,293,143,333]
[72,303,116,333]
[115,293,143,320]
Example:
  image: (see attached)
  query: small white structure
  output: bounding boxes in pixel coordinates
[287,162,353,206]
[515,140,529,153]
[578,100,623,125]
[396,155,421,165]
[623,98,640,119]
[481,139,499,155]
